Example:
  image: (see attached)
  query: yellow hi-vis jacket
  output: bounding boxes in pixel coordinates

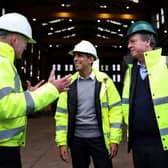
[55,69,123,152]
[122,48,168,150]
[0,42,59,147]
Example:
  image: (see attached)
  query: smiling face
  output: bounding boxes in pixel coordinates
[73,52,94,76]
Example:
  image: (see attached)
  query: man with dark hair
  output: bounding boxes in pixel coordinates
[55,40,123,168]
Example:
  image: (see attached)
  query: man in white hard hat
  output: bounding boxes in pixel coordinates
[0,12,71,167]
[55,40,123,168]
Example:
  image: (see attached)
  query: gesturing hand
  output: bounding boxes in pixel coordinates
[26,80,45,91]
[48,70,72,92]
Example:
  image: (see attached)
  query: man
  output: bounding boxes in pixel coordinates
[0,12,71,168]
[55,40,122,168]
[122,20,168,168]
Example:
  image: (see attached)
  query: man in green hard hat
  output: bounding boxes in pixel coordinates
[122,20,168,168]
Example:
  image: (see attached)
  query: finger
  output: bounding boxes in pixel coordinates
[35,80,45,88]
[61,152,68,162]
[61,74,72,81]
[63,88,70,92]
[48,70,55,81]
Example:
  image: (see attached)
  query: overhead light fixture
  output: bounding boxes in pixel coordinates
[42,23,48,26]
[54,12,73,18]
[97,13,111,19]
[121,14,135,20]
[49,19,64,24]
[129,0,139,3]
[164,30,167,34]
[126,6,130,10]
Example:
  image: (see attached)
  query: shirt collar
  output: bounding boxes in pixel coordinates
[78,71,95,80]
[137,61,146,69]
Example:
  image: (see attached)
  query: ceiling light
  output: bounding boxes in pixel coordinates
[126,6,130,10]
[49,19,63,24]
[164,30,167,34]
[42,23,48,26]
[129,0,139,3]
[54,12,73,18]
[48,32,53,35]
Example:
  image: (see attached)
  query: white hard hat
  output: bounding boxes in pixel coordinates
[69,40,98,60]
[0,12,36,43]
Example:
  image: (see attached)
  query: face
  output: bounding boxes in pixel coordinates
[73,52,94,72]
[12,34,28,59]
[127,33,150,60]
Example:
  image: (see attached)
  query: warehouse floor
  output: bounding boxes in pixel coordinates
[21,114,133,168]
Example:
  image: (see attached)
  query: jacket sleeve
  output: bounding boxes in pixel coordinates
[107,78,123,144]
[0,59,59,120]
[54,92,68,146]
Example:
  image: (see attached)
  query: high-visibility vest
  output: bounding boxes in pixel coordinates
[122,48,168,150]
[0,42,59,146]
[55,68,123,152]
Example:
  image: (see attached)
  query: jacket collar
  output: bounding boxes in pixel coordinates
[0,42,15,66]
[144,48,162,67]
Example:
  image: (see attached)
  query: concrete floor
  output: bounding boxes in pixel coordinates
[21,114,133,168]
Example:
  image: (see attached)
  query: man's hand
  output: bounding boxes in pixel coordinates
[26,80,45,91]
[59,145,69,163]
[48,70,71,92]
[109,143,118,159]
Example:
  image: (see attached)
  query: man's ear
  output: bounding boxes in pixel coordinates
[8,34,17,45]
[146,39,151,48]
[90,56,94,63]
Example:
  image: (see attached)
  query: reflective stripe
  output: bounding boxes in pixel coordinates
[110,123,122,128]
[109,101,122,110]
[0,126,24,139]
[122,98,129,104]
[56,126,67,131]
[0,87,14,99]
[153,97,168,105]
[102,101,121,110]
[122,97,168,105]
[102,102,108,108]
[24,91,35,115]
[56,107,67,114]
[13,68,21,92]
[160,128,168,136]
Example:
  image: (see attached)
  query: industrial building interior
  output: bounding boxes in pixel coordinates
[0,0,168,167]
[1,0,168,93]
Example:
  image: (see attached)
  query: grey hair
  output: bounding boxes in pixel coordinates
[140,32,157,49]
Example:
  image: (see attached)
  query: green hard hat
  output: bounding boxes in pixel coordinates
[126,20,156,37]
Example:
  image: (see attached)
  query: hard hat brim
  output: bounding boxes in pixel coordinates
[68,50,73,56]
[28,38,36,44]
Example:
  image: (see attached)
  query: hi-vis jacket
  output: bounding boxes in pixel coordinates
[55,69,123,152]
[0,42,59,147]
[122,48,168,151]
